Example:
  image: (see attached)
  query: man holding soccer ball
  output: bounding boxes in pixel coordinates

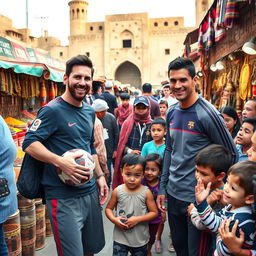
[22,55,108,256]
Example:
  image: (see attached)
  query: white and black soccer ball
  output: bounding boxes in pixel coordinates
[57,149,95,186]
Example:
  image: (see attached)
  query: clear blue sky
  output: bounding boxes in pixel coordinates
[1,0,196,45]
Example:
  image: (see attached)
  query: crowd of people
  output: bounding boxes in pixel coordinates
[1,54,256,256]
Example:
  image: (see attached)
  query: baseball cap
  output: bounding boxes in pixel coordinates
[105,81,113,89]
[91,99,109,112]
[133,96,149,106]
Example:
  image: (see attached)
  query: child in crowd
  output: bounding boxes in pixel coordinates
[113,96,152,189]
[159,100,168,120]
[116,92,133,129]
[235,118,256,161]
[141,119,170,253]
[141,154,163,256]
[216,130,256,256]
[187,144,232,254]
[141,118,166,157]
[105,153,158,256]
[195,160,256,255]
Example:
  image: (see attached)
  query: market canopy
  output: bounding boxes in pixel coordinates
[0,59,64,82]
[0,36,64,82]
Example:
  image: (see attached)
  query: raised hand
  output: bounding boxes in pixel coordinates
[195,178,211,204]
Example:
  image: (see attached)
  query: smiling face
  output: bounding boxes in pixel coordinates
[223,173,248,210]
[64,65,92,103]
[134,103,148,115]
[122,164,144,190]
[144,161,160,184]
[169,68,198,108]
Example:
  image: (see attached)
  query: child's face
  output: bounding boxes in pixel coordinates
[195,165,224,190]
[247,132,256,161]
[223,173,248,209]
[122,164,144,190]
[121,99,130,107]
[144,161,160,183]
[151,124,166,142]
[159,104,168,115]
[134,104,148,115]
[236,122,254,147]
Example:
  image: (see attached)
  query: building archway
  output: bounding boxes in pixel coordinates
[115,61,141,89]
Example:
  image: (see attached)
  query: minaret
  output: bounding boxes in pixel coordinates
[195,0,213,27]
[68,0,88,36]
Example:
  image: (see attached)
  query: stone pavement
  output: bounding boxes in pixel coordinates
[36,203,176,256]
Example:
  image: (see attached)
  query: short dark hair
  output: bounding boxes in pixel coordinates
[159,100,168,107]
[228,160,256,196]
[121,153,146,170]
[142,83,152,93]
[242,118,256,132]
[151,118,166,128]
[145,153,163,172]
[168,57,196,78]
[92,80,103,94]
[120,93,130,100]
[65,55,94,77]
[195,144,232,176]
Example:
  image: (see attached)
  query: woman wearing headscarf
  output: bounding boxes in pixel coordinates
[112,96,152,189]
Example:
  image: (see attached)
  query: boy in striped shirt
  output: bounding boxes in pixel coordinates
[195,161,256,256]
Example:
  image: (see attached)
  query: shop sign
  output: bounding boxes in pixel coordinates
[0,37,15,58]
[26,48,38,62]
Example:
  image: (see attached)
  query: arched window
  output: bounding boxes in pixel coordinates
[164,21,168,26]
[120,30,134,48]
[154,22,158,27]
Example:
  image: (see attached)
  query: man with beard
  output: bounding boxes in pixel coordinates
[22,55,108,256]
[156,57,238,256]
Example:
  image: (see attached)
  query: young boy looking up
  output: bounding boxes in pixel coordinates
[195,161,256,256]
[105,153,158,256]
[236,118,256,162]
[188,144,232,254]
[141,118,166,157]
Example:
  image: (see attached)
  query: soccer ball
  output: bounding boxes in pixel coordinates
[57,149,95,186]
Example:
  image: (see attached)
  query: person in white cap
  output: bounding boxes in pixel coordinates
[92,99,119,187]
[91,100,110,183]
[101,81,118,116]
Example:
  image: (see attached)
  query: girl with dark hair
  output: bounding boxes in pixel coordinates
[220,106,241,138]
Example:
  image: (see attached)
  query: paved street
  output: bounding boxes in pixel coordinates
[36,203,175,256]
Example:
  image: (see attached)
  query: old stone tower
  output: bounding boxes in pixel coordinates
[44,0,213,88]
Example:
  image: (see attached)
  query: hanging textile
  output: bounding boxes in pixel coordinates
[224,0,239,28]
[239,56,251,101]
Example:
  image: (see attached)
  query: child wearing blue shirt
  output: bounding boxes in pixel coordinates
[141,118,166,157]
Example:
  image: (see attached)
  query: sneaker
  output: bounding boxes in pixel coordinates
[168,244,175,253]
[155,240,162,254]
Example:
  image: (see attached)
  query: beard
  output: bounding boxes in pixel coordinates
[67,82,90,102]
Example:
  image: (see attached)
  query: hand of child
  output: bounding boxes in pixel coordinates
[187,203,194,217]
[218,218,244,255]
[207,189,223,206]
[115,216,129,229]
[124,216,139,229]
[131,150,141,155]
[195,179,211,205]
[156,195,166,213]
